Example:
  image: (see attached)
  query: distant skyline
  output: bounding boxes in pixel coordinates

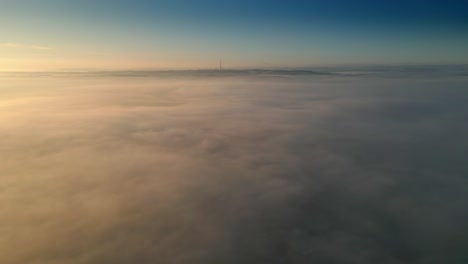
[1,0,468,71]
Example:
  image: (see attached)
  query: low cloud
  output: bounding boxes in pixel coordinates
[0,73,467,264]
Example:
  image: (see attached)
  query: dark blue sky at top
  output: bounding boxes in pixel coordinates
[64,0,468,29]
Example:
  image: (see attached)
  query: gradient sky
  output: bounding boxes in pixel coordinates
[1,0,468,70]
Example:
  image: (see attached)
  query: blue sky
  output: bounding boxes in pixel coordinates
[1,0,468,70]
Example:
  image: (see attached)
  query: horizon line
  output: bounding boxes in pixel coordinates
[2,63,468,73]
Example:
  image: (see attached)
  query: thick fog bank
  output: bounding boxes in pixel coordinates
[1,74,467,263]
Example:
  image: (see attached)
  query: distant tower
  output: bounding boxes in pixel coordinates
[219,59,222,71]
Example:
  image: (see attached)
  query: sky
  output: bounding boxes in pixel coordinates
[1,0,468,70]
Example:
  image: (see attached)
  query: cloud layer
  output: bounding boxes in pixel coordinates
[1,73,467,263]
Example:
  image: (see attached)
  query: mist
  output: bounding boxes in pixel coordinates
[1,70,468,264]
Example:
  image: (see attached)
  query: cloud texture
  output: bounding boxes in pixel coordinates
[1,72,467,263]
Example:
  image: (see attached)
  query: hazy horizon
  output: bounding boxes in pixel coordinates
[1,63,467,72]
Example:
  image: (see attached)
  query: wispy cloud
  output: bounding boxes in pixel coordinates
[0,42,52,51]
